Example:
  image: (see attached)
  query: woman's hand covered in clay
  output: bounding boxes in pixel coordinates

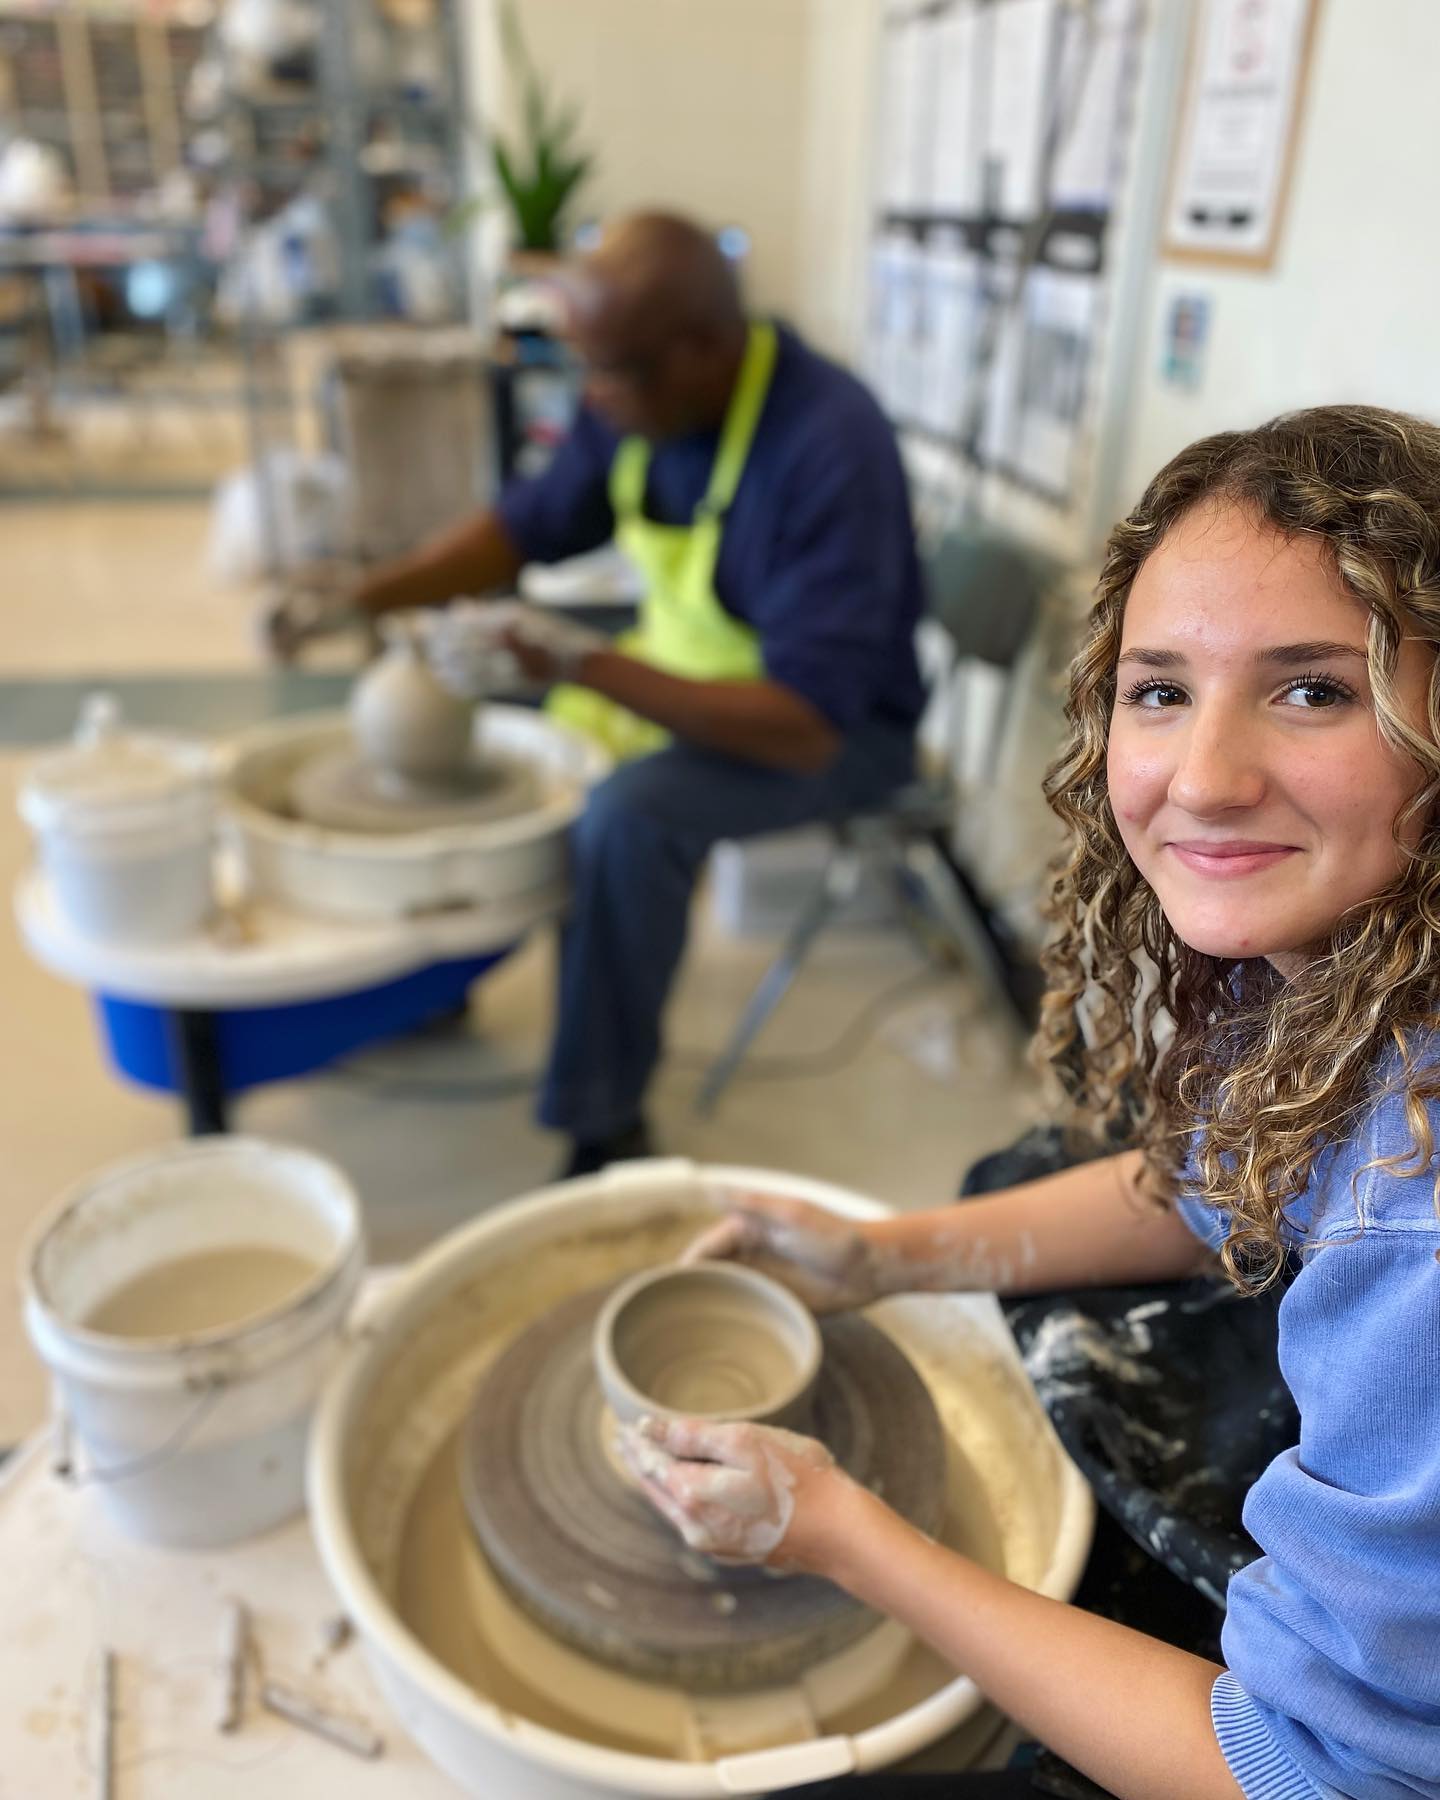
[682,1188,884,1314]
[618,1415,842,1571]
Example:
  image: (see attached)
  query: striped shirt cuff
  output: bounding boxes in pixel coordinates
[1211,1673,1322,1799]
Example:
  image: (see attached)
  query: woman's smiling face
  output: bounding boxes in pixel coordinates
[1106,500,1434,972]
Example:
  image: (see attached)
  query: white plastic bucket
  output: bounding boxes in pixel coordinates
[23,1137,365,1549]
[34,803,214,945]
[18,694,217,946]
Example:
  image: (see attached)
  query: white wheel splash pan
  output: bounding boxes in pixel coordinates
[308,1160,1093,1799]
[224,705,609,922]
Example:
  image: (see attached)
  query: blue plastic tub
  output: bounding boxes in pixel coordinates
[96,950,512,1096]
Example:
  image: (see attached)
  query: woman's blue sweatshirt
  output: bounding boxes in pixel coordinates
[1177,1076,1440,1799]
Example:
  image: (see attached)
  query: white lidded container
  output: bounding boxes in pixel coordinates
[18,692,217,946]
[23,1137,366,1549]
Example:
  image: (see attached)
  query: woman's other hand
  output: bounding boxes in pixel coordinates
[681,1187,884,1314]
[618,1414,852,1573]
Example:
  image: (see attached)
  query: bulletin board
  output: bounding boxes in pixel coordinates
[862,0,1147,513]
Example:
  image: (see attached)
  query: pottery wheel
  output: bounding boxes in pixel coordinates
[289,747,539,834]
[459,1280,947,1692]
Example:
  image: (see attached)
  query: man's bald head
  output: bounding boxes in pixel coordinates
[575,212,744,342]
[563,212,749,440]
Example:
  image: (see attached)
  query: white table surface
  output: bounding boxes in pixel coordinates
[14,866,566,1009]
[2,1269,464,1799]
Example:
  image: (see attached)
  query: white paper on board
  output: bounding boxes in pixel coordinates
[916,230,982,438]
[977,268,1024,473]
[891,233,929,424]
[862,240,894,405]
[1051,0,1139,211]
[1009,266,1101,497]
[926,0,982,215]
[984,0,1057,219]
[880,11,934,213]
[864,231,926,422]
[863,236,900,416]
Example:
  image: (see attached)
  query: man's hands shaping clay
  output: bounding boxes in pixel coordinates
[420,600,605,696]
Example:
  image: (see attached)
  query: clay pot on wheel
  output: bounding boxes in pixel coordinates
[350,619,477,788]
[594,1263,822,1434]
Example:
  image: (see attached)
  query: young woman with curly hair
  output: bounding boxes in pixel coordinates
[622,405,1440,1800]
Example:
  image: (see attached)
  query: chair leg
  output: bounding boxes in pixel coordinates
[887,855,951,968]
[896,835,1035,1039]
[695,847,861,1116]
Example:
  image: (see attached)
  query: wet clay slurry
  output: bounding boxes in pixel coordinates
[332,1207,1063,1768]
[82,1246,320,1339]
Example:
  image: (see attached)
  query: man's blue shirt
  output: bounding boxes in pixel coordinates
[497,324,926,734]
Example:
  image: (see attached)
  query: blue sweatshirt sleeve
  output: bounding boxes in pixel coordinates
[1215,1214,1440,1800]
[747,408,922,731]
[495,406,617,566]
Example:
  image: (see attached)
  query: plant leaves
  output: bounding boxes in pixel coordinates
[480,0,593,252]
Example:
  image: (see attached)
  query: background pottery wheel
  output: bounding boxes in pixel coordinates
[459,1280,946,1692]
[289,747,539,834]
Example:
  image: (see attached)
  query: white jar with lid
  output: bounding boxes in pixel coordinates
[19,695,217,947]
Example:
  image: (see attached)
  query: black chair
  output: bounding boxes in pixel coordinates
[697,526,1059,1114]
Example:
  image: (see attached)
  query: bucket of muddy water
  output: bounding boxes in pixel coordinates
[23,1137,365,1548]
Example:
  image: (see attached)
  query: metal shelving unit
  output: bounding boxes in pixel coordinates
[217,0,475,576]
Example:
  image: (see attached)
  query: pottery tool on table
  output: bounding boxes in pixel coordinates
[93,1648,116,1800]
[261,1683,386,1760]
[217,1599,248,1733]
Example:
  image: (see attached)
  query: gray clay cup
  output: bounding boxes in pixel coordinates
[593,1261,822,1432]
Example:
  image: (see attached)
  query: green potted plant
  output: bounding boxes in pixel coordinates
[488,0,593,261]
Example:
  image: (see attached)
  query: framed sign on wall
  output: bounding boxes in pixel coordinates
[1163,0,1323,269]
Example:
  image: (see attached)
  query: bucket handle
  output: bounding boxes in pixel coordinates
[52,1375,228,1488]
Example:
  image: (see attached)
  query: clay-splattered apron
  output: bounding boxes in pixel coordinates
[964,1124,1295,1627]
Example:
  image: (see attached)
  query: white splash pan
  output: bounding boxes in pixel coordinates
[308,1160,1093,1799]
[224,705,609,922]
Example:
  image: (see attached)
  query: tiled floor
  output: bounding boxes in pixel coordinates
[0,499,1045,1448]
[3,497,263,676]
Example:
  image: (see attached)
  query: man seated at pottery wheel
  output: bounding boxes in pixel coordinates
[268,210,925,1176]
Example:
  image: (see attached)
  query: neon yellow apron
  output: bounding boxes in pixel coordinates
[545,321,777,760]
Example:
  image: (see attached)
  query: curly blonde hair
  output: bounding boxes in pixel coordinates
[1040,404,1440,1288]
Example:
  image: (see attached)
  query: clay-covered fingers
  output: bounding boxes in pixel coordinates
[261,566,362,661]
[683,1185,882,1314]
[418,603,522,699]
[632,1412,764,1470]
[679,1212,758,1268]
[423,600,601,690]
[616,1423,745,1551]
[618,1416,812,1563]
[260,591,333,661]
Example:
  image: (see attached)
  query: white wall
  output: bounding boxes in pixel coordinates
[461,0,815,322]
[793,0,883,361]
[1117,0,1440,510]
